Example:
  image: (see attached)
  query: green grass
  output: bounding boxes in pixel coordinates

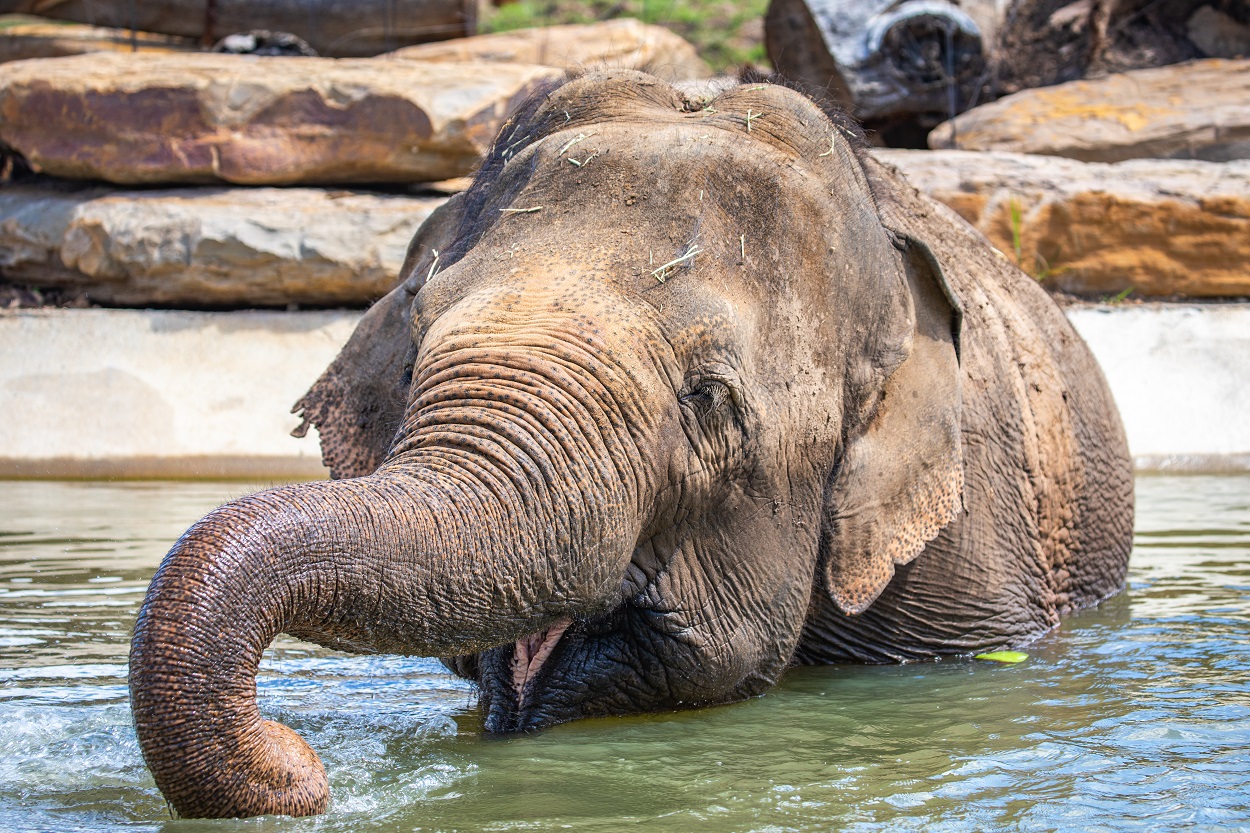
[1007,197,1059,283]
[0,14,80,30]
[481,0,770,73]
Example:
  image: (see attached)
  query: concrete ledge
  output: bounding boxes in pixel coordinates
[1,303,1247,477]
[0,455,331,480]
[0,308,358,479]
[1065,303,1250,472]
[1132,455,1250,475]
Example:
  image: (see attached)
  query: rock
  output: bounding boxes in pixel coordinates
[877,149,1250,298]
[0,182,89,286]
[0,182,448,307]
[0,52,562,185]
[0,15,194,62]
[928,59,1250,163]
[387,18,711,81]
[0,1,475,57]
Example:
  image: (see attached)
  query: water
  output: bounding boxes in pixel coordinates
[1,476,1247,832]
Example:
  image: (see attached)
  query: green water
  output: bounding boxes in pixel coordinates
[1,477,1247,832]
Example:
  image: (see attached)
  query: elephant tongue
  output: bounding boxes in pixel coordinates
[511,617,572,707]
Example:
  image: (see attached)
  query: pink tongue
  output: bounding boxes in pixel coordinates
[511,618,573,706]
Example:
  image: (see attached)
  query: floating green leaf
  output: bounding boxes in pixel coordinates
[975,651,1029,664]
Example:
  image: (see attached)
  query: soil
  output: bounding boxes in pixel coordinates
[0,283,96,310]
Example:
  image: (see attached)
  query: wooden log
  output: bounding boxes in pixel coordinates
[765,0,986,126]
[990,0,1240,97]
[0,53,562,185]
[0,15,194,63]
[766,0,1247,144]
[0,0,475,56]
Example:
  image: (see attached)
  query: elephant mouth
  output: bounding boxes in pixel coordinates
[510,617,572,708]
[483,551,665,731]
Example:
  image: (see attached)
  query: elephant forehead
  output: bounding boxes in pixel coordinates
[532,70,851,166]
[529,119,816,196]
[494,118,888,302]
[483,120,861,278]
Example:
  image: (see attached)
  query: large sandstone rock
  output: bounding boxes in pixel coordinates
[388,18,710,80]
[929,59,1250,163]
[0,52,561,185]
[878,149,1250,298]
[0,15,193,62]
[0,182,447,307]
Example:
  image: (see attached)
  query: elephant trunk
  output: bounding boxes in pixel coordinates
[130,455,638,817]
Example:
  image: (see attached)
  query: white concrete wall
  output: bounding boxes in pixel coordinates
[1066,303,1250,472]
[0,309,359,478]
[1,303,1246,477]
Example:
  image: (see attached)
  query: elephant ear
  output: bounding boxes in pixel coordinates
[820,168,965,615]
[292,194,465,479]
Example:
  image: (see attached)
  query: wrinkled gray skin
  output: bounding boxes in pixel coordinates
[129,71,1133,819]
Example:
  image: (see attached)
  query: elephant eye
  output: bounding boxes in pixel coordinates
[683,379,731,421]
[400,345,418,387]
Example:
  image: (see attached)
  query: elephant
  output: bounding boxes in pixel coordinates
[128,70,1133,819]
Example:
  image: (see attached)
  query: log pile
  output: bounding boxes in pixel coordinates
[767,0,1250,143]
[0,1,476,56]
[765,0,987,142]
[0,16,194,63]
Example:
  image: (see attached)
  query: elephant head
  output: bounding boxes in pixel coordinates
[129,71,964,818]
